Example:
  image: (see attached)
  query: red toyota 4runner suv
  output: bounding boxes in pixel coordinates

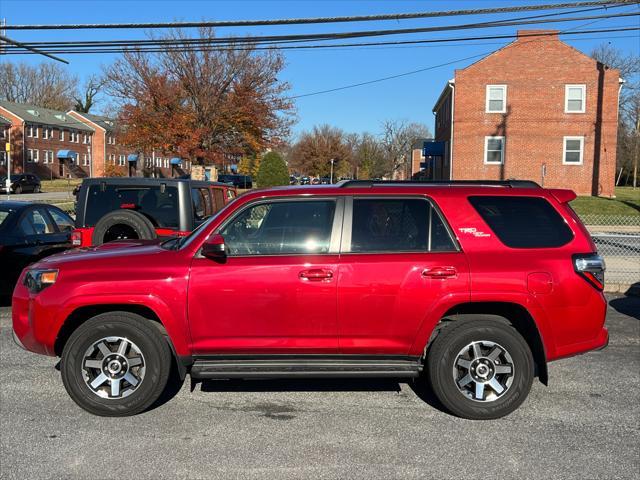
[12,180,608,419]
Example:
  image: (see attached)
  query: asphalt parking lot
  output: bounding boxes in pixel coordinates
[1,296,638,480]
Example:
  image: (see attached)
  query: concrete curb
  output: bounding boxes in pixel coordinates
[605,283,640,296]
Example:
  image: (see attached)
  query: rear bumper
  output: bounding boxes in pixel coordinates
[551,327,609,361]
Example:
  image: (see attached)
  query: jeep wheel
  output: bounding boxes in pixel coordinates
[14,185,22,194]
[426,317,534,420]
[92,209,157,245]
[61,312,172,416]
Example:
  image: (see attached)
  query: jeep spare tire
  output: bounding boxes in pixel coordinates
[92,210,157,245]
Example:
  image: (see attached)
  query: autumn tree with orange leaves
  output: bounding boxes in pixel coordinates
[103,28,295,165]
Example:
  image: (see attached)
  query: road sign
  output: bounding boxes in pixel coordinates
[5,143,9,152]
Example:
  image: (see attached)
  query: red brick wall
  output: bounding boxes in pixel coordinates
[24,126,93,179]
[451,31,619,197]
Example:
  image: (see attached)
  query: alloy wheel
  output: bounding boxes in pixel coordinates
[452,340,514,402]
[81,336,146,399]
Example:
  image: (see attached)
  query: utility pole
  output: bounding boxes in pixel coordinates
[0,19,5,55]
[5,129,11,199]
[634,115,639,189]
[330,158,335,184]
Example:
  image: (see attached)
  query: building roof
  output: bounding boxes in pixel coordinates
[71,111,117,131]
[0,100,94,132]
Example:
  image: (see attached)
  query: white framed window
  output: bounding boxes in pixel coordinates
[565,84,586,113]
[118,155,126,166]
[486,85,507,113]
[563,136,584,165]
[60,130,65,141]
[43,150,53,164]
[43,127,49,139]
[27,125,37,137]
[27,149,39,163]
[0,151,5,165]
[0,128,6,139]
[484,136,505,164]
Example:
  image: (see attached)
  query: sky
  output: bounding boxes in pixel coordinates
[1,0,638,140]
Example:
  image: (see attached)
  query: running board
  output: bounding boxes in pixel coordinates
[190,356,422,379]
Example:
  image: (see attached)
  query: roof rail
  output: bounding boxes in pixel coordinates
[337,179,540,188]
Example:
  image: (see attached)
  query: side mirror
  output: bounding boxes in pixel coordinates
[202,233,226,260]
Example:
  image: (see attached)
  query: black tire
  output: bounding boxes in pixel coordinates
[92,209,157,245]
[33,184,41,193]
[14,185,22,194]
[60,312,172,416]
[426,316,534,420]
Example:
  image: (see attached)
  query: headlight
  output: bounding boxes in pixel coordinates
[23,269,58,293]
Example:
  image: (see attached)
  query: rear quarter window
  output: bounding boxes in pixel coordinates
[469,196,573,248]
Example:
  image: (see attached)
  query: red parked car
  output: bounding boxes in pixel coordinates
[12,180,607,419]
[71,177,237,247]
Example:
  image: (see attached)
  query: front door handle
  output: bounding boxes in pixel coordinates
[421,266,457,279]
[299,268,334,281]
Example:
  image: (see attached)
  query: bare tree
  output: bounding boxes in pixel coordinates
[380,120,432,179]
[591,44,640,187]
[0,61,78,110]
[74,75,105,113]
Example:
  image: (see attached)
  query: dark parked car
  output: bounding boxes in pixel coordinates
[300,176,311,185]
[0,174,41,194]
[72,177,237,247]
[217,174,252,189]
[0,201,74,297]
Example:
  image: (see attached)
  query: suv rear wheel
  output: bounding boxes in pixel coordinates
[426,317,534,420]
[61,312,172,416]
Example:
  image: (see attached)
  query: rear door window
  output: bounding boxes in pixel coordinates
[469,196,573,248]
[48,207,75,232]
[349,198,457,253]
[21,208,55,235]
[85,184,179,228]
[212,188,225,212]
[191,188,210,222]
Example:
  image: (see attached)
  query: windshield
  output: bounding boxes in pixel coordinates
[170,196,238,250]
[0,206,16,228]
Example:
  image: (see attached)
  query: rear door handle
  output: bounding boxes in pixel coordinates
[299,268,334,281]
[421,266,457,279]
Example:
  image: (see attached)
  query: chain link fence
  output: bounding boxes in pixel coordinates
[50,201,638,288]
[580,214,640,288]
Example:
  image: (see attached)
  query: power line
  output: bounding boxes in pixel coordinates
[0,34,68,63]
[2,4,618,49]
[4,27,637,55]
[3,0,636,30]
[291,53,491,99]
[3,10,638,55]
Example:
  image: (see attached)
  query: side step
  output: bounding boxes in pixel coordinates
[190,356,423,379]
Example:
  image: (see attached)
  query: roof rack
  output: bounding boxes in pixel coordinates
[337,180,540,189]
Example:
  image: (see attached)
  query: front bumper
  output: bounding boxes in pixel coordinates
[12,328,27,351]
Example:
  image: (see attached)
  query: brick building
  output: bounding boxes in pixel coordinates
[0,101,189,179]
[0,100,95,179]
[432,30,622,196]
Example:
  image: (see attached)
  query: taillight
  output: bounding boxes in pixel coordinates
[71,231,82,247]
[573,253,605,290]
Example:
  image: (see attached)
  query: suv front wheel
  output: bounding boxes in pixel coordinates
[61,312,172,416]
[426,316,534,420]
